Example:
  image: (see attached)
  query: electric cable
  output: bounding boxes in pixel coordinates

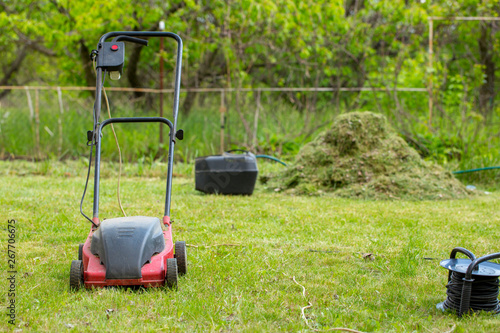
[80,60,127,227]
[102,81,127,217]
[94,62,126,217]
[80,142,97,227]
[443,270,500,315]
[78,58,101,228]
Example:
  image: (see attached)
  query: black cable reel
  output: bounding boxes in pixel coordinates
[437,247,500,317]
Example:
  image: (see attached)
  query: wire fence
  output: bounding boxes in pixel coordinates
[0,85,431,161]
[0,86,429,92]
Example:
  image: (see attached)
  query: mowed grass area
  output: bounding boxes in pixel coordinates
[1,160,499,332]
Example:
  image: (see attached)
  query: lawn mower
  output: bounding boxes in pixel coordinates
[69,31,186,289]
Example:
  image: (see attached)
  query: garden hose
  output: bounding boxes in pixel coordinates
[255,155,287,166]
[225,149,287,166]
[453,166,500,175]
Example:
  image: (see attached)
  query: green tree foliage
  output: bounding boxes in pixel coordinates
[0,0,186,88]
[2,1,498,103]
[1,0,499,169]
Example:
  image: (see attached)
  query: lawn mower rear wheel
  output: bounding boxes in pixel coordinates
[175,241,187,276]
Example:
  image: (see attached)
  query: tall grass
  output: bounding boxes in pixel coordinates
[0,89,337,161]
[0,88,499,187]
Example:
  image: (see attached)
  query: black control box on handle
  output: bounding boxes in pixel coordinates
[95,36,148,80]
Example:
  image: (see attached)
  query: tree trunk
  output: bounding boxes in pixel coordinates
[0,46,28,99]
[126,45,145,99]
[478,22,496,118]
[182,90,198,115]
[181,48,224,115]
[345,0,365,17]
[79,39,96,97]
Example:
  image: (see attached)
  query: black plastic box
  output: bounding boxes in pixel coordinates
[195,152,258,195]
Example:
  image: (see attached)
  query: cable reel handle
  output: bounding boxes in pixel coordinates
[447,247,477,282]
[465,252,500,279]
[450,247,476,260]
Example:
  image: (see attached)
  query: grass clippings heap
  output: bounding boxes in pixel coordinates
[267,111,470,200]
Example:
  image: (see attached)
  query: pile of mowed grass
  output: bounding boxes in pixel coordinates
[265,111,470,200]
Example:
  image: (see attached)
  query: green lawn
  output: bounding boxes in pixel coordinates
[1,161,499,332]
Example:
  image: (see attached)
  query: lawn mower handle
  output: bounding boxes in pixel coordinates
[91,31,183,223]
[111,36,149,46]
[93,117,174,220]
[94,31,183,133]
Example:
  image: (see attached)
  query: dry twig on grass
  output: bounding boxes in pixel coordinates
[292,276,365,333]
[442,324,456,333]
[186,243,241,248]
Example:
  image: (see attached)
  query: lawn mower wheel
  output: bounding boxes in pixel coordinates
[70,260,84,290]
[166,258,178,289]
[78,244,84,261]
[175,241,187,276]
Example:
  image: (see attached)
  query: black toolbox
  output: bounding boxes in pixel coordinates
[195,151,258,195]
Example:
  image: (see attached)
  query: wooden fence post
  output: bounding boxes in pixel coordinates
[35,89,40,159]
[220,90,226,154]
[428,17,434,129]
[25,87,36,159]
[252,89,261,150]
[57,87,64,157]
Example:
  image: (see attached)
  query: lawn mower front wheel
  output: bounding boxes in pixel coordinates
[69,260,84,290]
[166,258,178,289]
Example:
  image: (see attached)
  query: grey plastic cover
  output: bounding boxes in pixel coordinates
[195,152,258,194]
[195,152,258,172]
[90,216,165,279]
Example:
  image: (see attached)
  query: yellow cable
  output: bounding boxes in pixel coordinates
[103,88,127,217]
[93,59,127,217]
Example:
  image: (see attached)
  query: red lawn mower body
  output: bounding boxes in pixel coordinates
[81,217,174,288]
[69,31,186,290]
